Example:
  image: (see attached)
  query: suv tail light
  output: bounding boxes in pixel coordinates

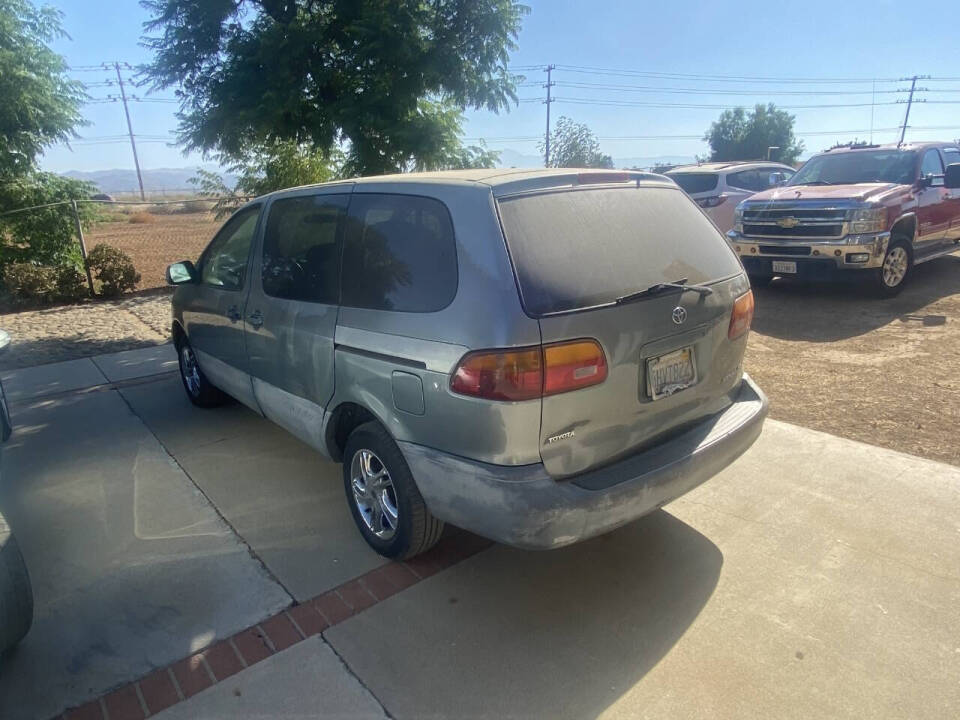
[697,195,727,208]
[728,290,755,340]
[451,340,607,401]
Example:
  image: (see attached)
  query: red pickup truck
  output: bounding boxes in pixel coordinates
[727,142,960,296]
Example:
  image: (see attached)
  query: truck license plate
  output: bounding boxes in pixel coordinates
[772,260,797,274]
[647,347,697,400]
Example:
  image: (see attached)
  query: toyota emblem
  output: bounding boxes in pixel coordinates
[672,306,687,325]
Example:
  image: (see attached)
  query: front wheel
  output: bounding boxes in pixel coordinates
[176,337,228,408]
[343,422,444,559]
[874,238,912,298]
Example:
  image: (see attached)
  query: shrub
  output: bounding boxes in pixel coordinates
[1,263,87,304]
[127,211,156,224]
[87,244,140,297]
[177,199,213,214]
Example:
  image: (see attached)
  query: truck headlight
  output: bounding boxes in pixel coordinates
[733,207,744,233]
[848,207,887,234]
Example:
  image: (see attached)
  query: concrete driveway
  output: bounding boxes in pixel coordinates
[0,346,957,719]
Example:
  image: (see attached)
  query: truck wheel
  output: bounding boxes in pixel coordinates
[176,337,228,408]
[874,238,912,298]
[343,421,444,559]
[0,516,33,655]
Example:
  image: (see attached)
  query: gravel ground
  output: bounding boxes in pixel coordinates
[0,289,171,370]
[1,252,958,465]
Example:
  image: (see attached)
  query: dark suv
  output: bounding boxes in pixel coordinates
[727,142,960,296]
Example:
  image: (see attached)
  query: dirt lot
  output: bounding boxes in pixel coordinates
[87,211,221,290]
[745,251,960,466]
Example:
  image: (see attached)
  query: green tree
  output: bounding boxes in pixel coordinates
[540,117,614,169]
[0,0,85,178]
[141,0,527,176]
[0,0,94,282]
[191,140,345,218]
[704,103,804,165]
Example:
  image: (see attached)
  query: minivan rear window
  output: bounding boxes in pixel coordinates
[341,193,458,313]
[666,172,718,194]
[497,187,741,316]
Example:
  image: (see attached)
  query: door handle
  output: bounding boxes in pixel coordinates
[247,309,264,329]
[226,305,242,322]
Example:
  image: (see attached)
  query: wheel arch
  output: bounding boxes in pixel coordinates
[324,400,387,463]
[171,319,186,346]
[890,213,917,244]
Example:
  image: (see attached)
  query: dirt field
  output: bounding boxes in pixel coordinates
[745,251,960,466]
[86,212,221,290]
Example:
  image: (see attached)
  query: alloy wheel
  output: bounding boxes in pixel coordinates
[349,449,399,540]
[881,246,909,288]
[180,345,201,397]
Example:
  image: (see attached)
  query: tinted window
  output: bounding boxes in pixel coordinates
[498,187,742,316]
[944,148,960,168]
[921,149,944,178]
[726,170,765,191]
[341,194,457,312]
[666,172,718,194]
[200,205,260,290]
[262,194,348,303]
[788,150,917,186]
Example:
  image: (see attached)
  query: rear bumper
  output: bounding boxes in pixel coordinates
[400,374,768,550]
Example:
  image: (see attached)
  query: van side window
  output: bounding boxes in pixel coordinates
[261,194,349,303]
[341,194,458,312]
[200,204,261,291]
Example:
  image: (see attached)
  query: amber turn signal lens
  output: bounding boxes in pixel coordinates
[543,340,608,395]
[728,290,754,340]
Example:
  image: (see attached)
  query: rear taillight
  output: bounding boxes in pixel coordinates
[543,340,608,395]
[697,195,727,208]
[728,290,755,340]
[451,340,607,401]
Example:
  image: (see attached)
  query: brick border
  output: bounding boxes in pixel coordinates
[59,529,492,720]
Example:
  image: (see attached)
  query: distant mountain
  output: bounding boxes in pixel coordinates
[495,148,697,171]
[62,166,236,194]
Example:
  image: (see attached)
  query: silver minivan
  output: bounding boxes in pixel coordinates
[167,168,767,559]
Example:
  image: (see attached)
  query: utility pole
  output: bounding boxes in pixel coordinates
[897,75,929,146]
[543,64,555,167]
[113,62,145,200]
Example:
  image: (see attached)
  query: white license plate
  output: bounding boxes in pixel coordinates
[772,260,797,274]
[646,347,697,400]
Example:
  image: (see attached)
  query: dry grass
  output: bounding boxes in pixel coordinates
[745,252,960,467]
[127,212,156,224]
[87,211,221,290]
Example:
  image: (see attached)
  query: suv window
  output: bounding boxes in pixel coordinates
[666,172,718,194]
[726,169,765,191]
[341,194,458,312]
[262,194,349,303]
[200,205,260,290]
[921,149,944,178]
[943,148,960,167]
[497,186,742,316]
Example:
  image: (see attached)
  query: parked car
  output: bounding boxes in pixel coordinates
[666,161,796,233]
[0,330,34,656]
[166,169,768,559]
[727,142,960,296]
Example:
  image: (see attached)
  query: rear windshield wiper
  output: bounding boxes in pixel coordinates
[615,278,713,305]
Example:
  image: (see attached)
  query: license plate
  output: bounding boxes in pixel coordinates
[772,260,797,274]
[646,347,697,400]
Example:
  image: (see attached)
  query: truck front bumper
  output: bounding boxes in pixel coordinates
[726,230,890,271]
[400,374,768,550]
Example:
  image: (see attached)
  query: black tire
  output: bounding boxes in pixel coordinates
[0,514,33,655]
[175,336,228,408]
[874,237,912,298]
[747,272,773,287]
[342,421,444,559]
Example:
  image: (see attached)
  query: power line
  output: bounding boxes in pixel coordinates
[553,81,943,96]
[551,96,905,110]
[551,65,904,84]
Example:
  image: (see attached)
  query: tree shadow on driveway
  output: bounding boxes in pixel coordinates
[751,253,960,342]
[325,510,722,720]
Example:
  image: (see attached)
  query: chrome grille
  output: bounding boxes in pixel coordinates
[740,206,848,240]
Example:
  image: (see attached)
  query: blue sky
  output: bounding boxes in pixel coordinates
[39,0,960,173]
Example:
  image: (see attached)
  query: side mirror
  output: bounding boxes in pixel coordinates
[768,172,786,187]
[916,175,933,189]
[945,163,960,189]
[166,260,197,285]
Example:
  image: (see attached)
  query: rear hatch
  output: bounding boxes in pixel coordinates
[665,171,719,198]
[497,183,748,478]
